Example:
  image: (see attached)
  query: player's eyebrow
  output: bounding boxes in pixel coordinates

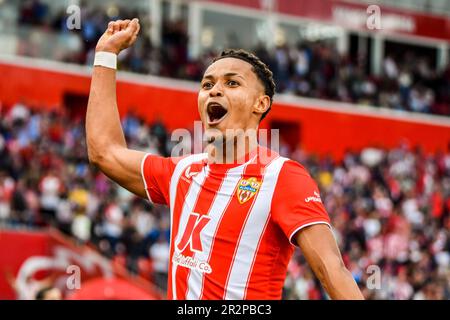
[223,72,245,80]
[202,72,245,81]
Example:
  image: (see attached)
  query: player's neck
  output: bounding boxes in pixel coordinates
[207,134,259,165]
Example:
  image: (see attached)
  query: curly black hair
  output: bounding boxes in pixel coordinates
[213,49,276,121]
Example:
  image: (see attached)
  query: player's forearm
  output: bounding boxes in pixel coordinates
[319,265,365,300]
[86,66,127,164]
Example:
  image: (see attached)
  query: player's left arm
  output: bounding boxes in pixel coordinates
[295,224,364,300]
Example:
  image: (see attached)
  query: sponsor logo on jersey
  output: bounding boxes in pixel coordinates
[181,166,201,183]
[185,166,200,179]
[172,252,212,274]
[305,191,322,203]
[174,212,213,273]
[177,212,210,253]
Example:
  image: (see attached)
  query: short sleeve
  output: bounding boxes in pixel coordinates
[271,160,331,246]
[141,154,178,205]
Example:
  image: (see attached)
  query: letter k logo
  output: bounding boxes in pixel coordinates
[177,213,211,253]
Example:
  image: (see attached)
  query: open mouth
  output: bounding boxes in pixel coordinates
[207,102,228,125]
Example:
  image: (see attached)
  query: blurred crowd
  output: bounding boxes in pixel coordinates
[0,102,449,300]
[16,1,195,79]
[0,101,172,292]
[257,44,450,116]
[283,142,450,300]
[15,1,450,116]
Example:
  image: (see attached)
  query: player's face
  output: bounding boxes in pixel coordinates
[198,58,267,141]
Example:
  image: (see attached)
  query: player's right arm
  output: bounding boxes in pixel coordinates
[86,19,146,198]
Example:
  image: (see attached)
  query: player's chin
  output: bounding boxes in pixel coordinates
[205,119,229,133]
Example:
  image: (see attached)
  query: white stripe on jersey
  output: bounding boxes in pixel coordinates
[169,153,208,299]
[140,153,153,203]
[185,161,251,300]
[169,153,208,210]
[224,156,288,300]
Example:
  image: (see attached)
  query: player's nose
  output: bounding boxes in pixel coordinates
[209,83,224,97]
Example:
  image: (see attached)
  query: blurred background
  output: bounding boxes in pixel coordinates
[0,0,449,300]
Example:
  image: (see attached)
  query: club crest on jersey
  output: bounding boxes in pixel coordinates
[237,177,261,204]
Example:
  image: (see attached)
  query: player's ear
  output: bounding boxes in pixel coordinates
[253,95,271,117]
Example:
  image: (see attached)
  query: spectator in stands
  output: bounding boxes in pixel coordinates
[150,234,170,292]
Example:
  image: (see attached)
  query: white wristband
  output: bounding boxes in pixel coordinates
[94,51,117,70]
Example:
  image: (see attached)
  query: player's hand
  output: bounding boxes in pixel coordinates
[96,18,140,54]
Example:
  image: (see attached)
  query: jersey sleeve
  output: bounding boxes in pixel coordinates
[141,154,179,205]
[271,160,331,246]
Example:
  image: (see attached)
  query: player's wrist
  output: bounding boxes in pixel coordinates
[93,51,117,70]
[95,42,121,54]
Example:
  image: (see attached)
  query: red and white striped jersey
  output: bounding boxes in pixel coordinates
[141,146,330,300]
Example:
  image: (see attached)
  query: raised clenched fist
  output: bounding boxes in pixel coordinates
[95,18,141,55]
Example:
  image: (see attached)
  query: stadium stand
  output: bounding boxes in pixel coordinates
[9,0,450,116]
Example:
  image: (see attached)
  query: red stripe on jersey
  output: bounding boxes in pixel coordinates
[176,167,226,299]
[243,219,294,299]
